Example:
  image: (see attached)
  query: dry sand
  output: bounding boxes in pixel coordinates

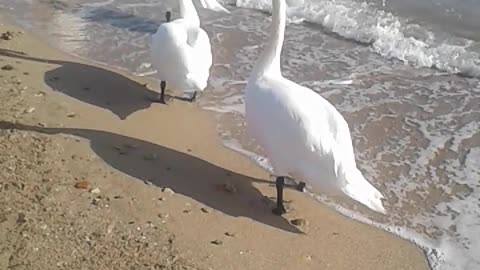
[0,20,429,270]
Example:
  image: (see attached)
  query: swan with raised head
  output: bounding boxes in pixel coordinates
[245,0,386,215]
[149,0,229,104]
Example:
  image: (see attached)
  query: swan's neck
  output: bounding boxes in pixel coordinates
[179,0,200,26]
[252,0,287,78]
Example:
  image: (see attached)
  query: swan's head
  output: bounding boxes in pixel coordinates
[198,0,231,14]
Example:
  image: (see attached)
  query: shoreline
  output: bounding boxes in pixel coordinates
[0,18,429,270]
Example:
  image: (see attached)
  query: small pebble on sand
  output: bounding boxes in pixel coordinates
[24,107,36,113]
[106,224,114,235]
[291,218,307,226]
[92,198,101,205]
[2,64,14,71]
[162,188,175,195]
[225,232,235,237]
[1,31,14,40]
[158,213,169,219]
[210,240,223,245]
[200,207,210,213]
[90,188,101,194]
[74,181,91,189]
[144,180,154,186]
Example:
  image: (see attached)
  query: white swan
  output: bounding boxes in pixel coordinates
[245,0,386,215]
[149,0,229,104]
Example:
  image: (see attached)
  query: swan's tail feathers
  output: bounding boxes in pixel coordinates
[342,169,386,214]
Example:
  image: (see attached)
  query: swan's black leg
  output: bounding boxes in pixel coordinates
[272,176,287,215]
[296,181,306,192]
[148,81,169,104]
[159,81,167,104]
[148,12,170,104]
[189,91,197,103]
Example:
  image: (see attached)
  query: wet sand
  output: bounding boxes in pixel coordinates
[0,20,429,270]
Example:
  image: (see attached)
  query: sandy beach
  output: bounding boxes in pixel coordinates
[0,19,429,270]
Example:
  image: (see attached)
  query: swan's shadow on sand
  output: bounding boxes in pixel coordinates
[0,48,157,120]
[0,121,302,234]
[0,48,205,117]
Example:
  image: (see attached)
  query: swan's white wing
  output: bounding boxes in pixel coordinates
[287,80,360,180]
[189,29,212,65]
[269,79,347,150]
[184,28,212,90]
[292,84,356,166]
[150,21,210,91]
[269,79,385,213]
[150,22,189,75]
[246,76,355,185]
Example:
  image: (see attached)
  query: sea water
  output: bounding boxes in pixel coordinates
[1,0,479,269]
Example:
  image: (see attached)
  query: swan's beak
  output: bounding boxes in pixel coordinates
[198,0,231,14]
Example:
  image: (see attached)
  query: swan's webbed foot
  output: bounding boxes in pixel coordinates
[296,181,306,192]
[148,94,170,104]
[272,206,287,216]
[272,176,287,216]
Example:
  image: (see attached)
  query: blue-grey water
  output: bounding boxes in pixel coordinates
[0,1,479,269]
